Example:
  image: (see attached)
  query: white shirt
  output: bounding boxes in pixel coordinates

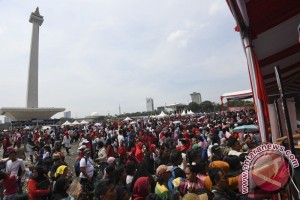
[6,159,25,178]
[79,157,94,179]
[98,147,107,163]
[228,149,242,156]
[62,136,71,148]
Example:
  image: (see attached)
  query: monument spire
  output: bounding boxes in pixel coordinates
[0,7,65,121]
[26,7,44,108]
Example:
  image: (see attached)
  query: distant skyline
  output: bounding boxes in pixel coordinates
[0,1,250,119]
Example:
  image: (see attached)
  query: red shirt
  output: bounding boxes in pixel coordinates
[118,145,127,160]
[28,179,50,200]
[106,145,115,158]
[2,176,18,195]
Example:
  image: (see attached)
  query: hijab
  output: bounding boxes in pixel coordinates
[132,176,149,200]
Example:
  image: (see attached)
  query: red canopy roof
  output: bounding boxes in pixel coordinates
[227,0,300,95]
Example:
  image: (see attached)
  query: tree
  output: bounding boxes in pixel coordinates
[187,102,201,112]
[200,101,214,112]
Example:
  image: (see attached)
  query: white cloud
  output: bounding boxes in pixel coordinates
[208,1,228,16]
[0,0,250,118]
[167,30,188,47]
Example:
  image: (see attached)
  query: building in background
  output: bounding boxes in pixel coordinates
[64,111,71,118]
[146,98,154,112]
[190,92,202,104]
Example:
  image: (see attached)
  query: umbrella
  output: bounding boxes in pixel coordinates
[129,121,137,125]
[172,121,182,125]
[233,125,259,133]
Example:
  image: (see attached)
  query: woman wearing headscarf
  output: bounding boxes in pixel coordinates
[28,166,51,200]
[132,176,151,200]
[135,142,144,163]
[51,165,70,192]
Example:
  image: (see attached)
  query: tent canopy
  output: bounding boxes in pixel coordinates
[123,117,132,121]
[80,120,89,124]
[227,0,300,96]
[158,111,167,118]
[221,89,253,101]
[72,120,80,125]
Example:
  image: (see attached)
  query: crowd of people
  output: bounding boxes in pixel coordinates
[0,110,284,200]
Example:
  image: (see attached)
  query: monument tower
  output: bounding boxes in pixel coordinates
[0,8,65,121]
[27,7,43,108]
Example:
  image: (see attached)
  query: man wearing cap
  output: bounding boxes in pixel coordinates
[50,153,67,181]
[80,148,95,197]
[6,147,25,194]
[155,165,172,200]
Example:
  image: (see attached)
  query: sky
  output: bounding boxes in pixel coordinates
[0,0,250,119]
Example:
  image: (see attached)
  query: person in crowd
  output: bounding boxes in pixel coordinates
[50,153,68,181]
[28,166,51,200]
[103,165,115,182]
[223,155,243,179]
[154,143,170,168]
[208,167,252,200]
[51,177,74,200]
[115,185,130,200]
[79,148,95,198]
[107,157,116,166]
[6,147,26,194]
[2,135,11,158]
[106,139,115,158]
[135,142,145,163]
[97,141,107,163]
[114,166,127,187]
[167,149,185,191]
[132,176,151,200]
[227,137,243,156]
[210,145,223,161]
[15,140,26,160]
[180,165,204,195]
[154,165,172,200]
[62,132,71,156]
[118,140,127,164]
[27,135,36,164]
[95,179,117,200]
[125,162,136,194]
[0,171,18,200]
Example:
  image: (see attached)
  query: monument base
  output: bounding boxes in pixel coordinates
[0,107,65,121]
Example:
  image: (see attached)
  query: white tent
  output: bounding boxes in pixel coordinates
[158,111,167,118]
[187,110,195,115]
[62,121,71,126]
[123,117,132,121]
[181,110,186,116]
[72,120,80,125]
[80,120,89,124]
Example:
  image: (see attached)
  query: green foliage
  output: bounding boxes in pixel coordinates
[200,101,214,112]
[228,100,254,107]
[187,102,201,112]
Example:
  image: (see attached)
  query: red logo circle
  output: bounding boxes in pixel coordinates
[250,151,290,192]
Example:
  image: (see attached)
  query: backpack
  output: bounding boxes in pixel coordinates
[74,157,87,177]
[167,166,179,191]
